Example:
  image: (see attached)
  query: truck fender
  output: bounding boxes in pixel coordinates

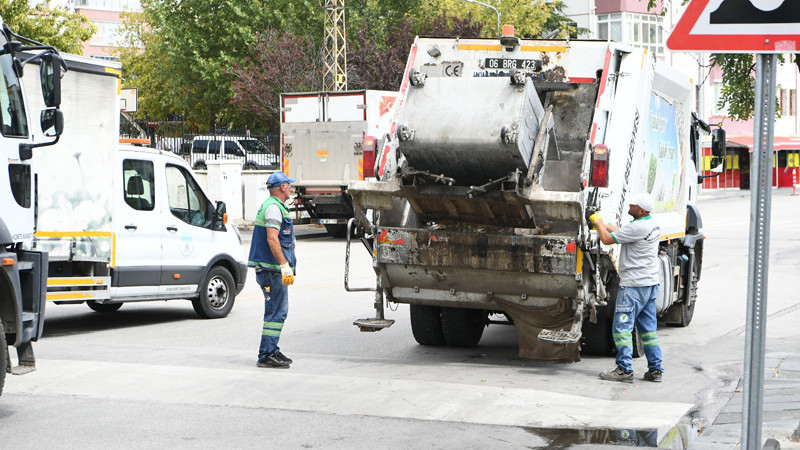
[686,204,703,234]
[0,255,24,347]
[0,217,12,245]
[195,254,247,297]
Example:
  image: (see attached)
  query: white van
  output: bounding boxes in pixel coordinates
[190,135,279,171]
[38,145,247,318]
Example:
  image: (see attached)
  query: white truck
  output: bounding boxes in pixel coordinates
[0,20,66,394]
[346,35,725,362]
[25,55,246,318]
[280,90,398,237]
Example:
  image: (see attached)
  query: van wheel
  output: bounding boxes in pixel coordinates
[193,161,207,170]
[440,307,486,347]
[243,162,258,170]
[0,321,7,396]
[86,301,122,313]
[410,305,445,346]
[193,266,235,319]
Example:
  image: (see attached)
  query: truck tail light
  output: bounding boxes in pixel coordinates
[362,135,377,178]
[590,144,609,187]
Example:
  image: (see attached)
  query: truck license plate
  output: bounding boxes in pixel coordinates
[484,58,542,71]
[319,219,341,224]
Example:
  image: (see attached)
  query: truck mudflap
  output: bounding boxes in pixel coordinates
[376,226,583,362]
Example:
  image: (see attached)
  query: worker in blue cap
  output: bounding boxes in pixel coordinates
[248,171,297,368]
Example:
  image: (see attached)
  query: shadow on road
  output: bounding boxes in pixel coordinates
[41,305,198,338]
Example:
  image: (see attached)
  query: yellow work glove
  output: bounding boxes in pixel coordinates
[280,263,295,286]
[588,213,601,229]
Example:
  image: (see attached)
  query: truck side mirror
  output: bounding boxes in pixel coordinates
[710,157,725,173]
[40,53,62,108]
[213,201,227,230]
[711,128,726,157]
[40,108,63,137]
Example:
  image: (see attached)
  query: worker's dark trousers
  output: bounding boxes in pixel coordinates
[257,270,289,361]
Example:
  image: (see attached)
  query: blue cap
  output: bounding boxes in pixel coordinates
[267,171,296,188]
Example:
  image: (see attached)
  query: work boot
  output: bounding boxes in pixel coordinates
[599,366,633,383]
[257,353,290,369]
[274,351,293,364]
[643,369,662,382]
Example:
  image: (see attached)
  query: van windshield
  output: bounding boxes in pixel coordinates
[240,139,271,154]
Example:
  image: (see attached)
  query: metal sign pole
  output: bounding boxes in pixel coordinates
[741,53,777,449]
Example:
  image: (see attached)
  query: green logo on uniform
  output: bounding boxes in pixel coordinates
[620,314,629,322]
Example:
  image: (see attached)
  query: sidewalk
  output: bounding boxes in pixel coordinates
[692,352,800,449]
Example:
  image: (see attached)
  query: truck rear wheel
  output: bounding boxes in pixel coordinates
[581,306,614,356]
[323,224,348,238]
[0,321,6,396]
[669,262,698,328]
[193,266,235,319]
[410,305,445,346]
[86,301,122,313]
[440,307,486,347]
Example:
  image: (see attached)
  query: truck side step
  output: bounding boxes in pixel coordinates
[353,318,395,332]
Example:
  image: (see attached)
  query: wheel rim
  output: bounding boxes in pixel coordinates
[206,275,229,309]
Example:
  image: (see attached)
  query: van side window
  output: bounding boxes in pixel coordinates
[123,159,155,211]
[208,140,221,155]
[192,139,208,153]
[166,164,211,227]
[225,140,244,157]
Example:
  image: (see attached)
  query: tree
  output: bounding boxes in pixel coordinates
[0,1,95,54]
[228,30,321,130]
[117,0,324,130]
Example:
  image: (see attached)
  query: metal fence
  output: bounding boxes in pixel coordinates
[120,116,280,171]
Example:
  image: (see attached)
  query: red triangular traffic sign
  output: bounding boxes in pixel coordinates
[667,0,800,53]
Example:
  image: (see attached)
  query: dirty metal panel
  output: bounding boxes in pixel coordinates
[377,227,578,275]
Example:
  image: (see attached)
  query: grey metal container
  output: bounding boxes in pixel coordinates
[396,76,548,186]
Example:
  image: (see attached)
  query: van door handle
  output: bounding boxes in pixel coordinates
[166,226,178,232]
[124,225,137,230]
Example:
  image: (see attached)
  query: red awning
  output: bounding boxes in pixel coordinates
[727,136,800,152]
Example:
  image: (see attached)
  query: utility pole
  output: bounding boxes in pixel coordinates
[323,0,347,91]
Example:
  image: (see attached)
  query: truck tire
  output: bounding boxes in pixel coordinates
[0,321,6,396]
[323,224,348,238]
[192,266,235,319]
[581,310,644,358]
[440,307,486,347]
[581,305,615,356]
[669,262,698,328]
[86,301,123,313]
[410,305,445,346]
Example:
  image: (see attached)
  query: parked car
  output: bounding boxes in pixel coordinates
[190,135,279,170]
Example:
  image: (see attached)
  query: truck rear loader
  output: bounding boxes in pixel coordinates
[281,90,398,237]
[346,35,725,362]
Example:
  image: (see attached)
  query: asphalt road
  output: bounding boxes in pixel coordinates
[1,189,799,449]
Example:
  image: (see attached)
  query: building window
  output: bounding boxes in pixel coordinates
[779,88,797,116]
[597,12,664,55]
[89,20,124,47]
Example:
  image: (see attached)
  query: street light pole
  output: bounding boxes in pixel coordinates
[461,0,501,37]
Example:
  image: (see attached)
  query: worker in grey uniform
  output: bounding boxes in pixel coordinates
[591,192,664,383]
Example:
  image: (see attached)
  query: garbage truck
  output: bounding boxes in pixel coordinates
[345,34,725,362]
[281,90,398,237]
[0,19,66,394]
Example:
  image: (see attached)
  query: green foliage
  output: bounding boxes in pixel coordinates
[119,0,586,127]
[117,0,323,130]
[229,30,321,130]
[0,1,95,54]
